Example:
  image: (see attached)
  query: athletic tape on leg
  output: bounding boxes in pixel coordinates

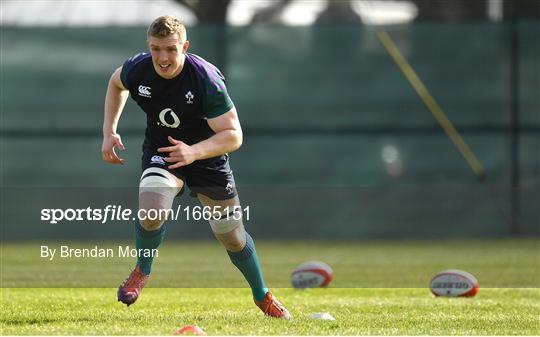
[209,209,242,234]
[139,167,182,198]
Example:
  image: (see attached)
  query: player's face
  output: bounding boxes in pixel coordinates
[148,33,189,79]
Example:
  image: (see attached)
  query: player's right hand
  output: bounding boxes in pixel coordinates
[101,133,126,164]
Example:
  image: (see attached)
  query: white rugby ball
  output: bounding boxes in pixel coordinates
[291,261,333,289]
[430,269,479,297]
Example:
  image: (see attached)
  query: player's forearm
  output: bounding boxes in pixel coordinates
[103,70,129,135]
[192,129,243,160]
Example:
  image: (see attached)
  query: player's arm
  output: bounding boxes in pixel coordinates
[158,108,242,169]
[102,66,129,164]
[195,107,243,157]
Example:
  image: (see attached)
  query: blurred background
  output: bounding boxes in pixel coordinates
[1,0,539,240]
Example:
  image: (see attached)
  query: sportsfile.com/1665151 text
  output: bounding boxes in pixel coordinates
[40,205,250,224]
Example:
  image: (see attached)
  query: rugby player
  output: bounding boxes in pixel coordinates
[101,15,290,319]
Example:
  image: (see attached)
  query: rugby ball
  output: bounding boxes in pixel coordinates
[430,269,479,297]
[291,261,333,289]
[174,325,206,335]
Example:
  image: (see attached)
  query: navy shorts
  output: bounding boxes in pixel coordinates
[142,148,237,201]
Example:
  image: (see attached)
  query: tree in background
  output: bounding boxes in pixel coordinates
[250,0,292,24]
[315,0,362,25]
[411,0,487,21]
[175,0,231,23]
[173,0,231,71]
[503,0,540,19]
[410,0,540,21]
[174,0,540,24]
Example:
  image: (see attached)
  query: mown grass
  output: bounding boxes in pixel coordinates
[1,239,539,335]
[1,288,539,335]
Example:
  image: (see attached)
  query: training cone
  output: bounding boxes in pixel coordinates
[174,325,206,335]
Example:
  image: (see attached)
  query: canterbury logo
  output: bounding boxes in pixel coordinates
[150,155,166,165]
[138,85,151,98]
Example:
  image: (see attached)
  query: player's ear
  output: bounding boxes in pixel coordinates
[183,40,190,54]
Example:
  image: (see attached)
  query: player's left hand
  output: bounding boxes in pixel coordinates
[158,136,200,169]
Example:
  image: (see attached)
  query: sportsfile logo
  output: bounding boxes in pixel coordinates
[40,205,251,224]
[138,85,151,98]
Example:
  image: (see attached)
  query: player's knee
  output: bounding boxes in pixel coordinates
[138,205,170,230]
[139,168,182,201]
[216,227,246,252]
[139,214,165,231]
[210,213,245,251]
[138,197,172,231]
[209,214,242,235]
[223,236,245,252]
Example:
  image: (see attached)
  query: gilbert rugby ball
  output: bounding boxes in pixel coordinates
[291,261,333,288]
[430,269,479,297]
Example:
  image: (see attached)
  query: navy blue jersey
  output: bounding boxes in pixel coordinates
[120,53,234,149]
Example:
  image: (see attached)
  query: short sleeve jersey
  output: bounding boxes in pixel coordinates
[120,53,234,149]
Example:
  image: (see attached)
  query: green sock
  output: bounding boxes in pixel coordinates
[227,232,269,301]
[135,222,165,275]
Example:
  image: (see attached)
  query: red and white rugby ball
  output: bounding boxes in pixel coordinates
[430,269,479,297]
[174,325,206,335]
[291,261,333,289]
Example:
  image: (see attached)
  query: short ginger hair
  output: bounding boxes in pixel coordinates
[147,15,187,41]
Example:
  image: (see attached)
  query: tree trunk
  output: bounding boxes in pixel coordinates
[175,0,231,23]
[412,0,487,21]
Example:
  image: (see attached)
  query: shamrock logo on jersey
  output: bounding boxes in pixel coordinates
[185,91,194,104]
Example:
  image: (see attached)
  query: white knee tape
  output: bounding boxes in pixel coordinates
[139,168,182,198]
[209,212,242,234]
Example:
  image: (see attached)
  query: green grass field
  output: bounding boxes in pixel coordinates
[1,239,539,335]
[2,288,539,335]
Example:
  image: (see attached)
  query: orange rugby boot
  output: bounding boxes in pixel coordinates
[254,291,291,319]
[117,266,149,306]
